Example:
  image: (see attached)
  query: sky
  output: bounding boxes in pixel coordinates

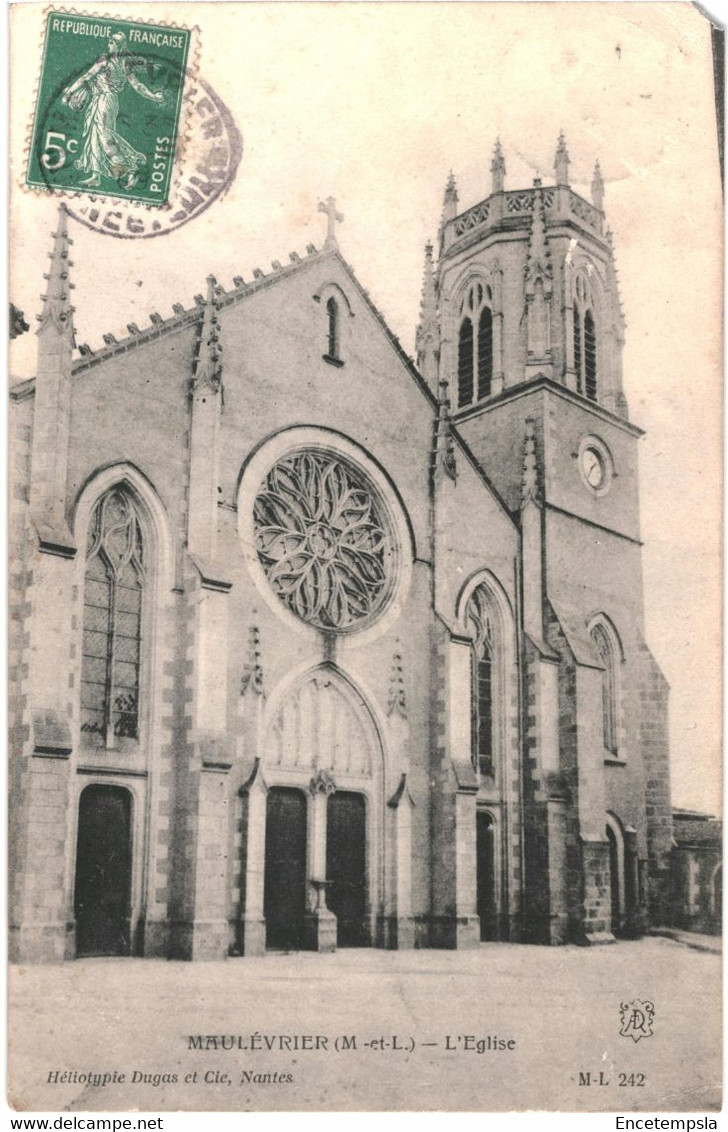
[9,1,723,813]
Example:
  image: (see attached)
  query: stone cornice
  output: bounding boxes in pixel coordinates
[452,375,644,438]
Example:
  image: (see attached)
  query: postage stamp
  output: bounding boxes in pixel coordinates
[67,74,243,239]
[26,10,191,205]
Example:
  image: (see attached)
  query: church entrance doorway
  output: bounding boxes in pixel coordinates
[476,811,498,941]
[264,787,308,950]
[74,785,132,957]
[326,792,367,946]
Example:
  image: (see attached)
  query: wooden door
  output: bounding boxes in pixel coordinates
[74,785,132,957]
[607,825,621,934]
[264,788,308,950]
[327,792,367,947]
[476,811,498,941]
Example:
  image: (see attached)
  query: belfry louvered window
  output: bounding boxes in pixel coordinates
[458,318,474,406]
[584,311,597,401]
[80,488,144,745]
[457,282,494,409]
[573,276,597,402]
[573,307,583,394]
[478,307,493,399]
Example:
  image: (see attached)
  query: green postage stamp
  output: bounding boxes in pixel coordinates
[27,11,191,205]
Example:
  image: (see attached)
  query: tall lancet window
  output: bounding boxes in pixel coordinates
[457,282,494,409]
[584,310,597,401]
[458,317,474,407]
[573,307,582,394]
[478,306,493,400]
[80,488,144,746]
[326,297,340,360]
[467,585,497,778]
[573,275,598,402]
[591,620,619,756]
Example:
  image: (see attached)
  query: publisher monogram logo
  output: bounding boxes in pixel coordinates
[620,999,655,1042]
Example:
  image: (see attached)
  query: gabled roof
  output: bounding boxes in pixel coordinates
[11,241,422,385]
[10,238,517,526]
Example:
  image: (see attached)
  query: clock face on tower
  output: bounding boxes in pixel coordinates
[578,436,613,495]
[581,446,605,489]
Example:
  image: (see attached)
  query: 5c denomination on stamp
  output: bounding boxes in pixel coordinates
[27,10,191,205]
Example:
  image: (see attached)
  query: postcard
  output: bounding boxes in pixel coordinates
[7,1,722,1114]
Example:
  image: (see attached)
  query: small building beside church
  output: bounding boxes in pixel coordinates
[671,809,722,936]
[9,136,675,963]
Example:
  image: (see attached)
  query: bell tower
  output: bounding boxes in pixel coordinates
[428,135,628,423]
[418,137,668,944]
[420,135,635,525]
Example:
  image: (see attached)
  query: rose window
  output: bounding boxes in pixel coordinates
[253,451,394,631]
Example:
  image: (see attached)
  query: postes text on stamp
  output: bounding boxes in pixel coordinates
[27,11,191,205]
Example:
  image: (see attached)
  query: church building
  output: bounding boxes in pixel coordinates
[9,136,674,963]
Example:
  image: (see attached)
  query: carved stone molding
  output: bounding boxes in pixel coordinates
[308,768,337,796]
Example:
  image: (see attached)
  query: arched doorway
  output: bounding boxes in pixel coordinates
[476,811,498,941]
[605,814,628,937]
[263,787,308,950]
[74,785,132,957]
[249,665,385,952]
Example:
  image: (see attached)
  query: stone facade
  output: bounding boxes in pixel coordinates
[671,810,722,936]
[9,137,677,963]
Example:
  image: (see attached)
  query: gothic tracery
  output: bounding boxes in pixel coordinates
[253,450,394,631]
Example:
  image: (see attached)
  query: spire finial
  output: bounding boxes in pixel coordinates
[524,184,553,370]
[444,170,458,203]
[415,241,439,386]
[37,203,75,342]
[440,170,459,227]
[591,159,605,211]
[605,225,625,338]
[521,418,540,507]
[418,242,437,321]
[318,196,344,249]
[555,131,570,186]
[491,138,506,193]
[525,179,551,281]
[194,273,223,394]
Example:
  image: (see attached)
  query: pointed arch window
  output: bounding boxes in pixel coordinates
[573,276,598,402]
[573,307,582,395]
[591,621,619,756]
[326,297,340,361]
[466,585,499,778]
[458,317,474,406]
[475,640,494,775]
[80,488,144,746]
[584,310,597,401]
[478,307,493,399]
[457,282,494,409]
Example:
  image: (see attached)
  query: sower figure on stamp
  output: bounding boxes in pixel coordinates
[62,31,165,189]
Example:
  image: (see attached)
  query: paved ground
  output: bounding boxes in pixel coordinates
[8,936,721,1113]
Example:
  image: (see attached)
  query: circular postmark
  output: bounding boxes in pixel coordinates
[67,74,243,238]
